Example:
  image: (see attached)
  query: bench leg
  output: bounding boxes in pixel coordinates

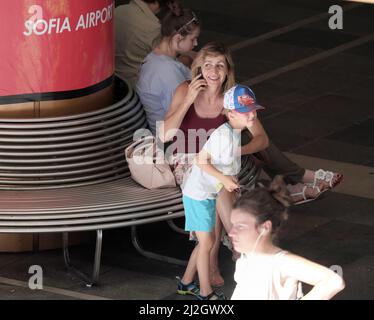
[131,225,187,266]
[62,230,103,287]
[167,219,188,235]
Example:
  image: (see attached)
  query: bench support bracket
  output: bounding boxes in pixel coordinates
[62,230,103,287]
[131,225,187,266]
[167,219,188,235]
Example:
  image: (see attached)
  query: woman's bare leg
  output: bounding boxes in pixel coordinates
[216,189,236,232]
[210,212,224,286]
[208,189,237,286]
[217,189,240,260]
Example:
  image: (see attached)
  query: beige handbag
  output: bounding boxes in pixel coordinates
[124,136,176,189]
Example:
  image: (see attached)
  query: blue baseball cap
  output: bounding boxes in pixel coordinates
[224,84,265,113]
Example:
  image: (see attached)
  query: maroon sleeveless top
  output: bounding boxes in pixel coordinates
[175,104,226,154]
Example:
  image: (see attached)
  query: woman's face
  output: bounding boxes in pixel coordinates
[177,27,200,53]
[229,208,262,254]
[201,55,228,88]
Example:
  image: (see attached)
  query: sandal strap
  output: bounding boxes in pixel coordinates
[324,171,334,188]
[314,169,327,187]
[290,185,308,201]
[306,183,321,193]
[314,169,335,188]
[291,184,322,205]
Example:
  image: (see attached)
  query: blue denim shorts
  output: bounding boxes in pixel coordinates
[182,195,216,232]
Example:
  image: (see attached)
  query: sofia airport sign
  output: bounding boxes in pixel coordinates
[0,0,114,98]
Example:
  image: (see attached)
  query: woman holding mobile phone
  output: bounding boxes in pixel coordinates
[137,11,343,289]
[160,42,269,290]
[160,41,343,290]
[136,10,228,287]
[137,10,231,288]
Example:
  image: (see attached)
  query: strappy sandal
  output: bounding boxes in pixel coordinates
[290,184,327,205]
[313,169,344,190]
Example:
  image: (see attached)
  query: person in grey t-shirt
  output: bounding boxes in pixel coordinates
[137,52,192,134]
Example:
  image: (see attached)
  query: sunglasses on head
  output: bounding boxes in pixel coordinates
[176,11,198,34]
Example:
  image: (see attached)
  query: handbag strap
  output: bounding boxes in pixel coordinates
[125,135,155,159]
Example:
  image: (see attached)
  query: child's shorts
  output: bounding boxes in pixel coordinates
[182,195,216,232]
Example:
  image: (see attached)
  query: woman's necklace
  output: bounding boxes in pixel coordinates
[195,94,223,117]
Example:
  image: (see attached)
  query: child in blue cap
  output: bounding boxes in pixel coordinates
[177,84,264,300]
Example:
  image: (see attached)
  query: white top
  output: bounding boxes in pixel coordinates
[231,250,303,300]
[136,52,191,135]
[182,123,241,200]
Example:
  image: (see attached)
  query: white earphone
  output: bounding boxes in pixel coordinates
[250,227,266,256]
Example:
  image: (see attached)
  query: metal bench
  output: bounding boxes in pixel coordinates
[0,76,260,287]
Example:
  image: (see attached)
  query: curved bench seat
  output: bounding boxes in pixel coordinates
[0,76,261,286]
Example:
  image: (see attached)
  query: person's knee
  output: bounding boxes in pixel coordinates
[196,233,214,251]
[210,233,217,246]
[203,238,214,251]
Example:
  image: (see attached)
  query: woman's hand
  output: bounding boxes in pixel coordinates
[221,175,239,193]
[184,74,207,106]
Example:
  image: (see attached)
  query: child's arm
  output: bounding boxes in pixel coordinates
[194,149,239,192]
[280,253,345,300]
[241,118,269,155]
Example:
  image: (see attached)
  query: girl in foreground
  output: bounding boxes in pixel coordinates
[229,177,345,300]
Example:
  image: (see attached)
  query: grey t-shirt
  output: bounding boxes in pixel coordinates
[136,52,191,135]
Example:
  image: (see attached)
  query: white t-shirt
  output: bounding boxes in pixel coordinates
[182,123,241,201]
[136,52,191,135]
[231,251,302,300]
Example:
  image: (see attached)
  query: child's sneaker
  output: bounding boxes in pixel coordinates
[176,277,200,297]
[196,291,226,300]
